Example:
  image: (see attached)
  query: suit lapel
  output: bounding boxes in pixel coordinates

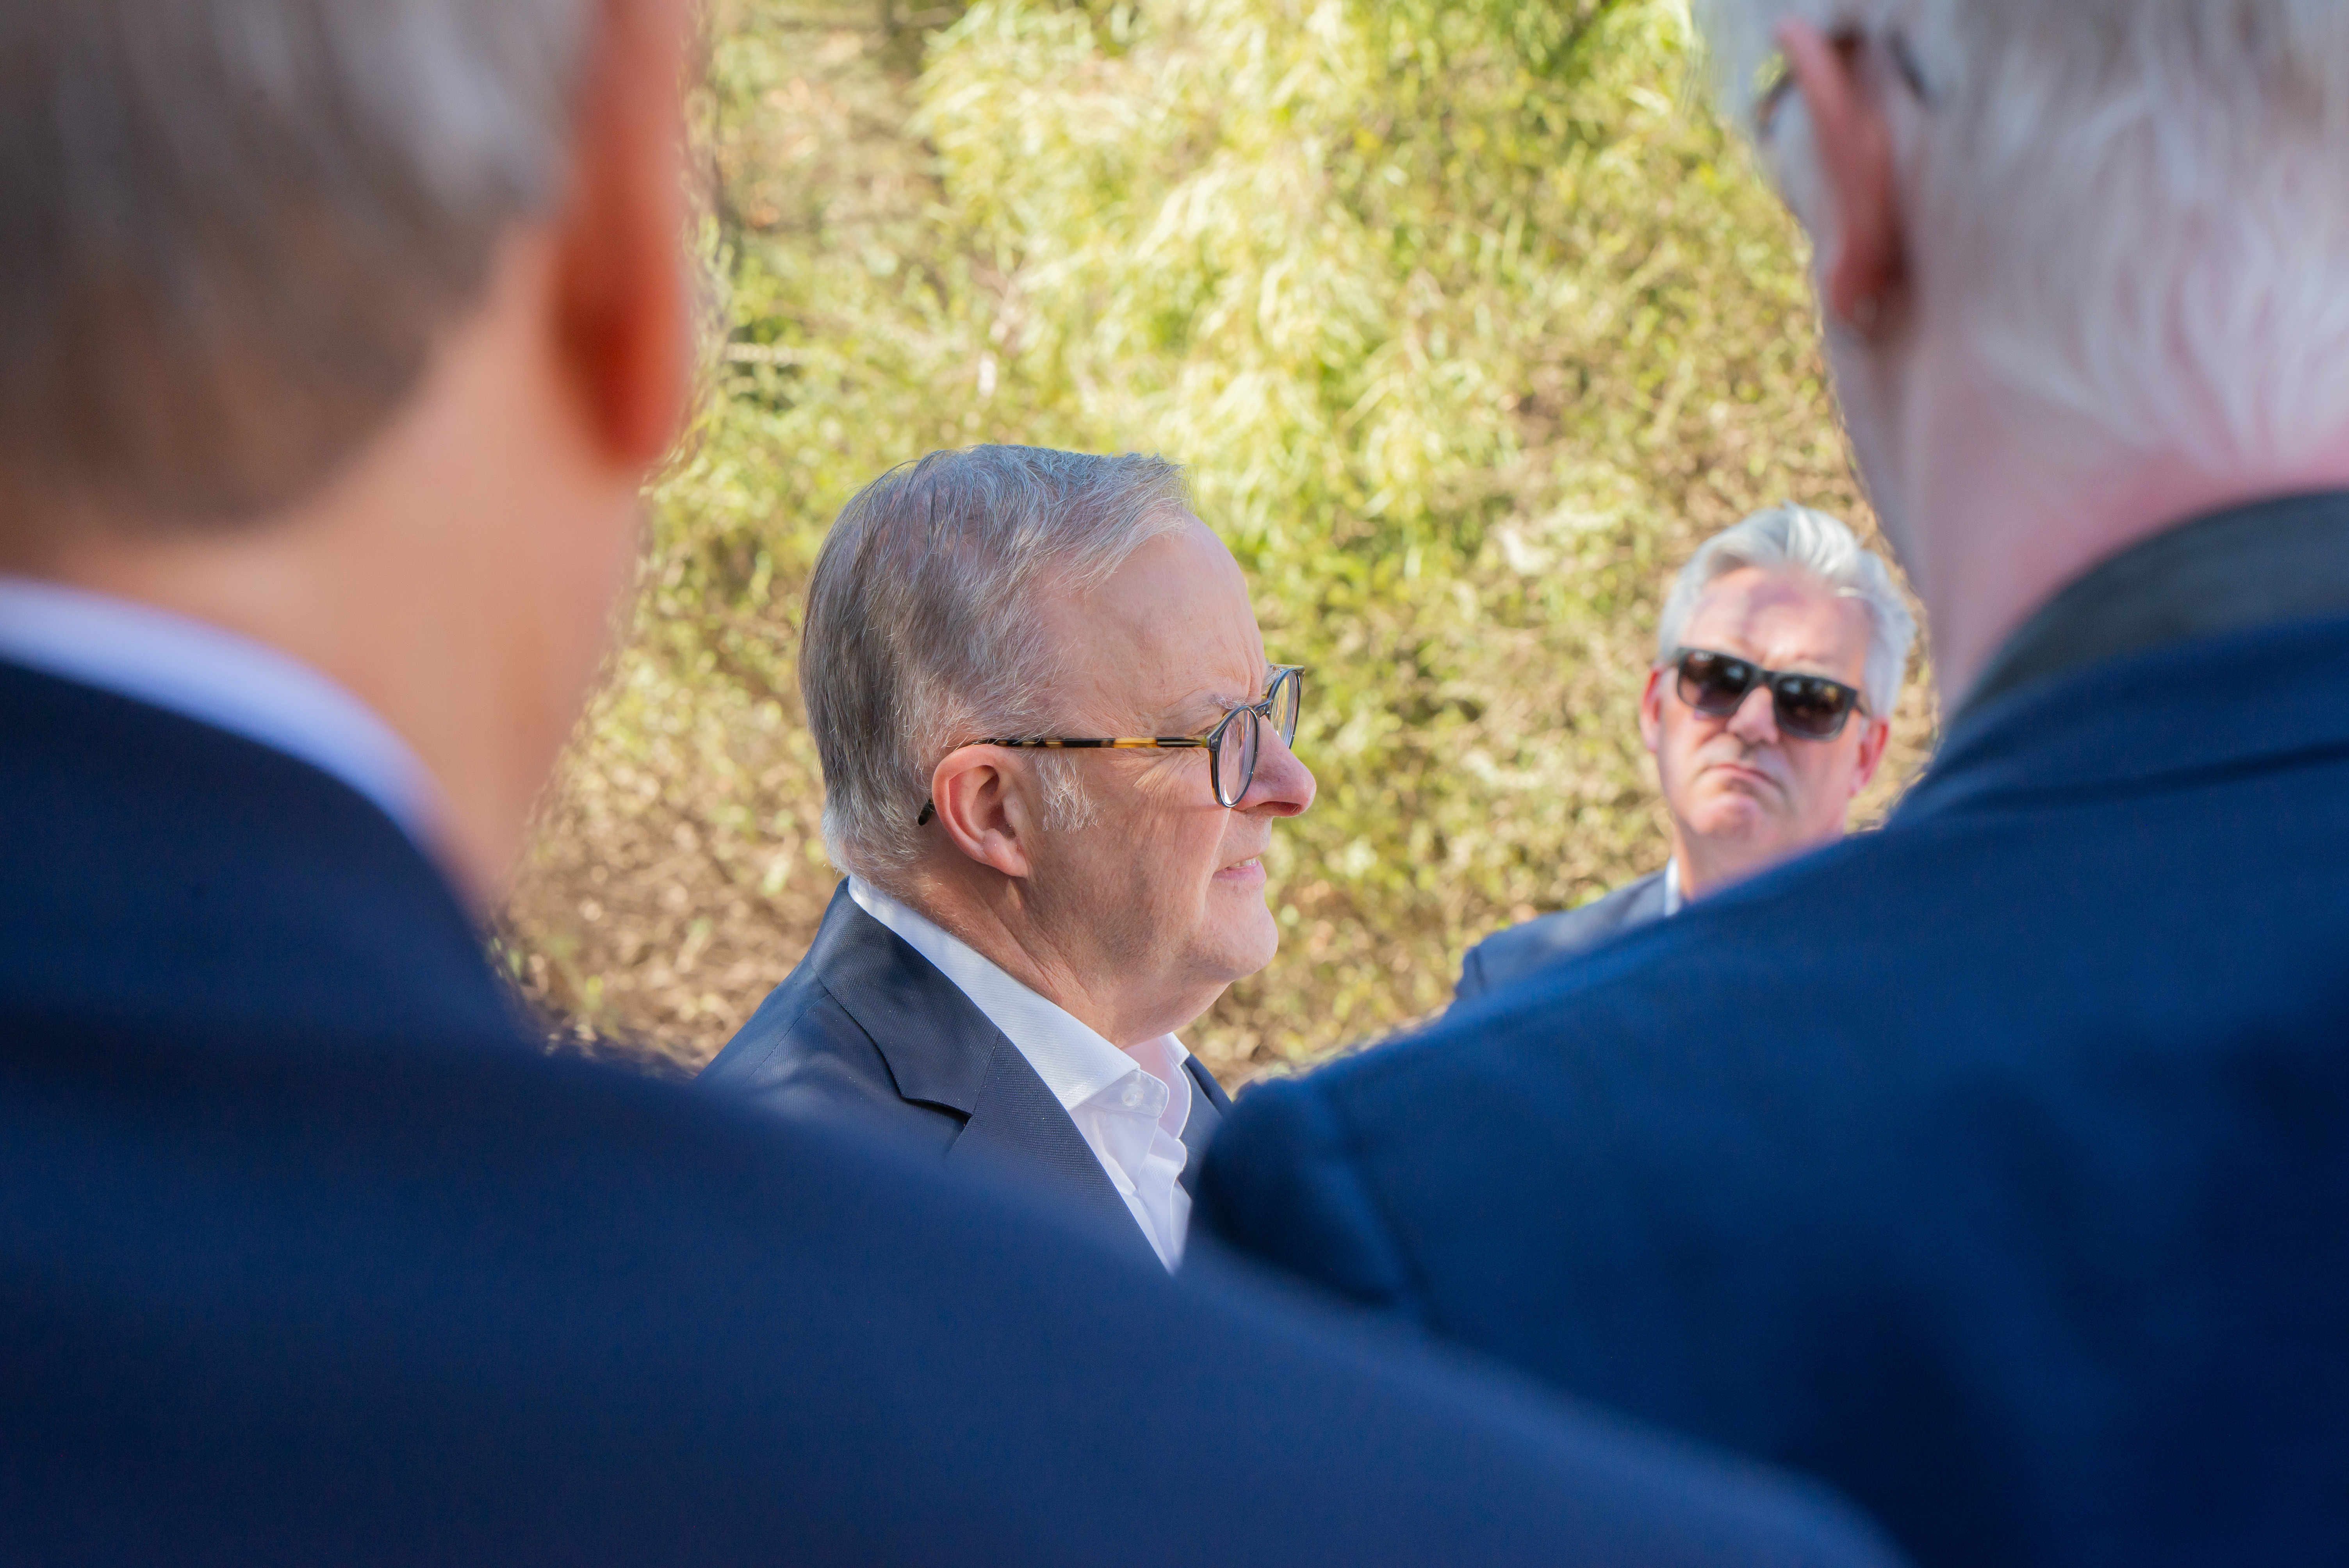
[1624,870,1672,928]
[807,888,994,1114]
[1176,1056,1229,1199]
[951,1035,1159,1266]
[811,887,1156,1265]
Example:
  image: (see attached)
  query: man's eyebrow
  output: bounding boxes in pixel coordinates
[1165,690,1234,731]
[1777,650,1860,675]
[1162,671,1267,730]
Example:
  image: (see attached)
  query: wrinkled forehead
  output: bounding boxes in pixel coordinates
[1037,517,1268,726]
[1682,565,1872,676]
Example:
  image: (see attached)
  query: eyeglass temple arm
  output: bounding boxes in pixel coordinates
[973,737,1207,748]
[915,736,1210,825]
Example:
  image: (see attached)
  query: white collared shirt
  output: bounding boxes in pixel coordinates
[1663,857,1685,916]
[0,576,443,847]
[847,878,1195,1269]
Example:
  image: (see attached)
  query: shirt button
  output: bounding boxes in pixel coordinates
[1121,1082,1144,1109]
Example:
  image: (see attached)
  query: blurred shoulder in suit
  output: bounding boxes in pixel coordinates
[1200,6,2349,1565]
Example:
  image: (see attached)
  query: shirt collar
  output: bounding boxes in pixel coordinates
[1956,489,2349,724]
[845,877,1191,1115]
[1663,858,1684,917]
[0,577,444,849]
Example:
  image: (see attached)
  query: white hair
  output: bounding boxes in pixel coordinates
[802,446,1192,889]
[1698,0,2349,475]
[0,0,590,536]
[1656,504,1918,717]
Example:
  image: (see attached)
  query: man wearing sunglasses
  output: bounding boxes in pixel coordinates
[702,445,1315,1270]
[1456,506,1912,1003]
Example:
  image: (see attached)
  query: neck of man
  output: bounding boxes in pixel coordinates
[0,236,635,913]
[1668,823,1797,905]
[1868,337,2349,704]
[893,859,1198,1050]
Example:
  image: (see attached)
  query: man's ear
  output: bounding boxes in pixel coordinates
[554,0,696,469]
[1851,716,1893,796]
[1777,19,1907,335]
[930,747,1036,880]
[1638,666,1668,757]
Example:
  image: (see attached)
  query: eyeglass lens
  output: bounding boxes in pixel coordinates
[1677,651,1855,740]
[1770,674,1859,738]
[1217,711,1258,806]
[1267,666,1301,746]
[1212,668,1304,807]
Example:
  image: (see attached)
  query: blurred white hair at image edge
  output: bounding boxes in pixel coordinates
[1696,0,2349,477]
[1656,505,1918,718]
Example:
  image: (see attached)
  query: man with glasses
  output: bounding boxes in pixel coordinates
[1456,506,1912,1003]
[702,445,1315,1270]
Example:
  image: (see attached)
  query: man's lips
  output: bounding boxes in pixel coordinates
[1214,857,1266,882]
[1700,760,1780,792]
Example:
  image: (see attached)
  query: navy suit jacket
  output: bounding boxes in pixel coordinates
[0,655,1905,1567]
[1198,611,2349,1568]
[1457,870,1671,1003]
[702,883,1230,1264]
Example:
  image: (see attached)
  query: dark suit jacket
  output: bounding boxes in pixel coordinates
[702,883,1230,1264]
[1199,601,2349,1567]
[1457,870,1670,1003]
[0,655,1904,1567]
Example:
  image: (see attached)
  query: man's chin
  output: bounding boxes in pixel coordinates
[1195,912,1280,985]
[1684,795,1779,842]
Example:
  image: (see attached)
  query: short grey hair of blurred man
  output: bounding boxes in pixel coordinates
[700,445,1315,1271]
[1191,2,2349,1563]
[1456,504,1915,1002]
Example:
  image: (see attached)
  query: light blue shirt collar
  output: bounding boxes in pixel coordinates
[0,576,444,848]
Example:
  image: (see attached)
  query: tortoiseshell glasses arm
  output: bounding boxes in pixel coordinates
[971,736,1208,749]
[913,738,1203,824]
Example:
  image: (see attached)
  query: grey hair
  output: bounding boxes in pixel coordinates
[1697,0,2349,474]
[0,0,591,537]
[804,446,1194,889]
[1656,504,1918,717]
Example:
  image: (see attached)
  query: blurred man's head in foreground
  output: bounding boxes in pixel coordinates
[1700,0,2349,695]
[1642,504,1912,900]
[802,445,1316,1049]
[0,0,696,900]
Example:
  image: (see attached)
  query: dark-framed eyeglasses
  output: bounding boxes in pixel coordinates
[1669,647,1868,741]
[916,665,1305,824]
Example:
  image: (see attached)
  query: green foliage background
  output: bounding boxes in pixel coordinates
[505,0,1928,1081]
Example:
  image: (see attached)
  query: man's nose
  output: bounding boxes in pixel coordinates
[1242,728,1316,817]
[1725,682,1780,745]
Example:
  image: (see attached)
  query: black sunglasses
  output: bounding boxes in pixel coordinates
[1669,647,1867,741]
